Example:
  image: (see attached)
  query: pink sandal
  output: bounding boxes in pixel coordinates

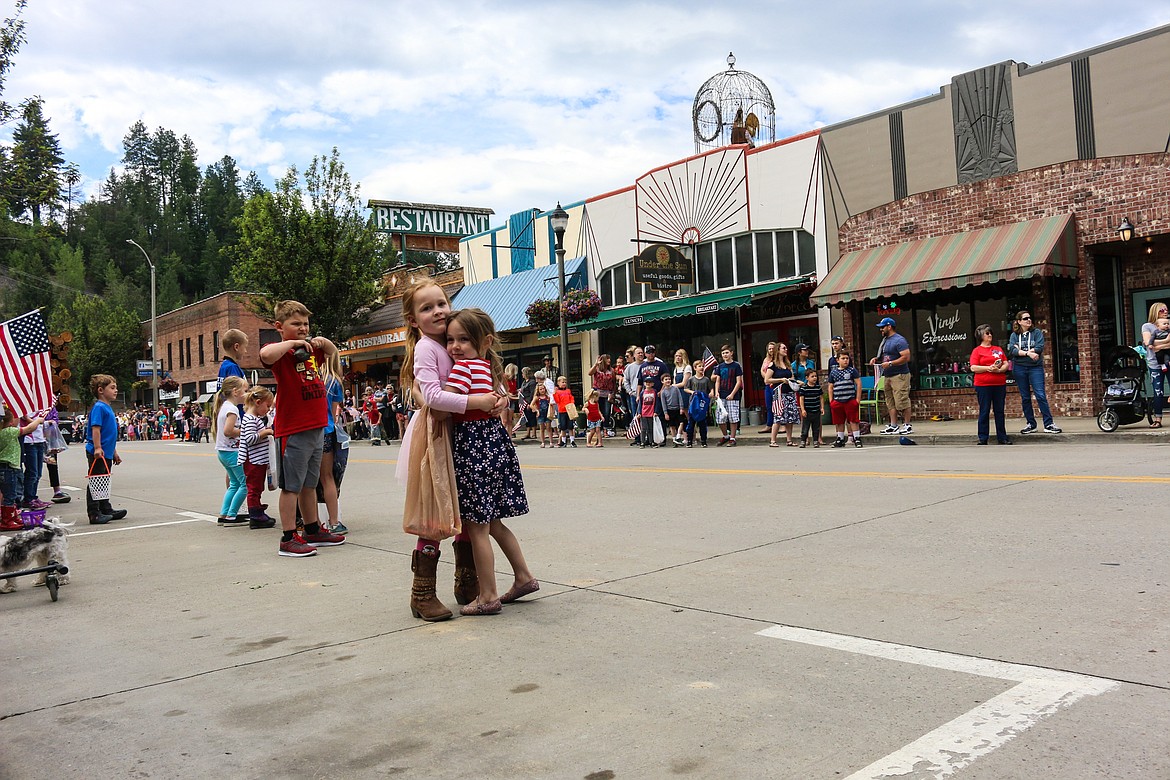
[459,599,502,616]
[500,579,540,604]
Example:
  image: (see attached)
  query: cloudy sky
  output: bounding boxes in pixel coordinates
[8,1,1170,226]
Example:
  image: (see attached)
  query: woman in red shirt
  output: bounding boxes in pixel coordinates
[970,323,1012,445]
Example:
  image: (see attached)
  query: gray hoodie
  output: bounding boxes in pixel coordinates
[1008,327,1045,368]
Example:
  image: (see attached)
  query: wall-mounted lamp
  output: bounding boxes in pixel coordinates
[1117,217,1135,242]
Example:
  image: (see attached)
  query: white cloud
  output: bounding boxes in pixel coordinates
[4,0,1169,221]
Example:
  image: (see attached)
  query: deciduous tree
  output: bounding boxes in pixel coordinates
[231,148,386,340]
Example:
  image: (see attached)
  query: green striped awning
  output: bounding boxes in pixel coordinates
[809,214,1077,307]
[537,276,812,339]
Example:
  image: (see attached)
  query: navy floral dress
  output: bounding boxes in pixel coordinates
[769,365,801,425]
[452,417,529,524]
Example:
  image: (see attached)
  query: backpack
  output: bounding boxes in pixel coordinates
[688,391,710,420]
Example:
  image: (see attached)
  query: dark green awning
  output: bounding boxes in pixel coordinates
[538,276,812,339]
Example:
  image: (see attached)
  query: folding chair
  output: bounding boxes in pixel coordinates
[858,374,884,424]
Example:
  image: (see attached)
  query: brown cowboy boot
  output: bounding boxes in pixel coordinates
[452,539,479,606]
[410,549,453,621]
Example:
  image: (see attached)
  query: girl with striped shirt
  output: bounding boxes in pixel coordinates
[237,386,276,528]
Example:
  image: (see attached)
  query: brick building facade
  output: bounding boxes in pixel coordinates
[141,291,275,406]
[836,153,1170,422]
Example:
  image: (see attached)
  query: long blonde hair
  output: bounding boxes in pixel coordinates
[399,279,448,392]
[212,376,247,437]
[446,308,504,390]
[318,348,344,393]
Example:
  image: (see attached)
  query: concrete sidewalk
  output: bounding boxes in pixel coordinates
[534,413,1168,447]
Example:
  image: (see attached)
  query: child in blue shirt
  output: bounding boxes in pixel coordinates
[85,374,127,524]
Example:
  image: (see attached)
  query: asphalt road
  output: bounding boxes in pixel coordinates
[2,436,1168,779]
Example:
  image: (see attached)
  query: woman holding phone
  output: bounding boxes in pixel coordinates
[970,323,1012,445]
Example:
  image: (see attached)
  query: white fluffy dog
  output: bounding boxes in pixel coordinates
[0,519,71,593]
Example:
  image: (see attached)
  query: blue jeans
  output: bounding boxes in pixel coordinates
[0,464,21,506]
[976,385,1008,443]
[1149,366,1166,419]
[22,441,44,503]
[1012,364,1052,428]
[217,450,247,517]
[764,385,775,427]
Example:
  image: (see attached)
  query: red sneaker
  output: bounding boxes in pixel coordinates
[278,533,317,557]
[303,529,346,547]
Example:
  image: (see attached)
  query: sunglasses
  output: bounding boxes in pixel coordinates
[1019,316,1032,321]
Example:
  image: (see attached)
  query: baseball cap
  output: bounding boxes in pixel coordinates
[796,343,809,351]
[876,317,896,328]
[831,335,844,342]
[644,344,656,352]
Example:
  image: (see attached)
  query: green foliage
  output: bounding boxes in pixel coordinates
[6,96,64,225]
[50,293,142,395]
[0,1,26,124]
[231,148,386,340]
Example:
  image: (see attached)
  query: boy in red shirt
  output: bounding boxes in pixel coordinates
[259,300,346,558]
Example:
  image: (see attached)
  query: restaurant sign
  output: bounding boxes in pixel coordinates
[633,244,694,291]
[340,327,408,355]
[370,200,493,238]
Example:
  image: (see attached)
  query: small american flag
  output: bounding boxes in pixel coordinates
[0,310,54,417]
[702,346,718,372]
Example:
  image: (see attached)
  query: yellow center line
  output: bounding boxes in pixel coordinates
[120,448,1167,484]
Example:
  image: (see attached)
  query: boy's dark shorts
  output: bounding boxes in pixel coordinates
[277,429,324,493]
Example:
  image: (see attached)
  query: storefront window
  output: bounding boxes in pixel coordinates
[756,233,775,282]
[715,238,734,288]
[602,229,816,306]
[1050,277,1080,383]
[860,281,1031,390]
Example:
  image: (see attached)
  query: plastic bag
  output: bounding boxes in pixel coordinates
[401,408,461,540]
[652,416,665,445]
[44,420,68,453]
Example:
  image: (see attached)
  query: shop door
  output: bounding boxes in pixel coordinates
[739,318,819,409]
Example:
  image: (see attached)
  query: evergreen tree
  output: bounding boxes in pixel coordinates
[7,96,64,224]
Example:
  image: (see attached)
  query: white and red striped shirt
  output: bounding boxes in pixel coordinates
[446,359,495,421]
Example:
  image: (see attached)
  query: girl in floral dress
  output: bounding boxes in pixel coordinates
[443,307,538,616]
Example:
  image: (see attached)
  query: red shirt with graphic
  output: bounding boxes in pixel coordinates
[970,344,1008,387]
[264,346,328,438]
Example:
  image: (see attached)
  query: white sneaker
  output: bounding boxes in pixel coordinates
[898,424,913,435]
[1044,424,1063,434]
[880,424,899,435]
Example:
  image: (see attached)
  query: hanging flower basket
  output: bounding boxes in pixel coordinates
[526,299,562,331]
[526,288,604,330]
[159,377,179,392]
[562,288,603,322]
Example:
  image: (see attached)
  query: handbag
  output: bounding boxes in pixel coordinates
[401,408,461,540]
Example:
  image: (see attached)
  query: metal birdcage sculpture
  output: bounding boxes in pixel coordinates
[692,52,776,154]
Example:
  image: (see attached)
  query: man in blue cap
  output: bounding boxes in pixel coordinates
[870,317,913,435]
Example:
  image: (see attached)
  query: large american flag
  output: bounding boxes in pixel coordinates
[0,310,54,417]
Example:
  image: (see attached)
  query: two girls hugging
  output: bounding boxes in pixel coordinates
[396,280,538,619]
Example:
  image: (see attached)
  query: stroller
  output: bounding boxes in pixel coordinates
[1097,346,1154,431]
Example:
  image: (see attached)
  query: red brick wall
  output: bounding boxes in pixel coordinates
[141,292,273,401]
[838,153,1170,420]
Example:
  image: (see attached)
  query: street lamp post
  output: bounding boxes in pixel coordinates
[550,203,570,385]
[126,239,158,410]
